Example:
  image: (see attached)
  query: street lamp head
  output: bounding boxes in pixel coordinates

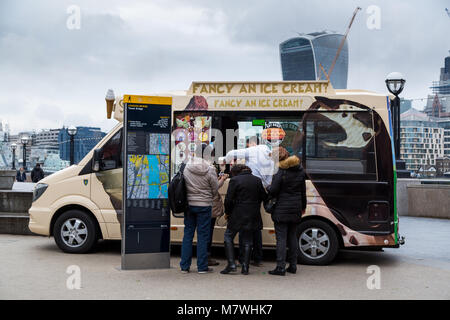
[21,136,29,145]
[68,125,77,136]
[385,72,406,96]
[11,143,17,150]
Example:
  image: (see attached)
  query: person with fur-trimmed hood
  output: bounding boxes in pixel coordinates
[267,147,306,276]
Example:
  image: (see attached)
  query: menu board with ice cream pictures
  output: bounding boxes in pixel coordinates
[122,95,172,270]
[174,113,212,171]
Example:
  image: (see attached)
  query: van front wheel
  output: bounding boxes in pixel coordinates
[54,210,97,253]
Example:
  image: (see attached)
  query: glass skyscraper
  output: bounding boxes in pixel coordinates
[279,31,349,89]
[59,126,106,164]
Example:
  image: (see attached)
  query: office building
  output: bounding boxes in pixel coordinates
[279,31,348,89]
[438,118,450,157]
[430,53,450,95]
[436,156,450,177]
[424,53,450,118]
[59,126,106,164]
[30,129,61,165]
[400,109,444,173]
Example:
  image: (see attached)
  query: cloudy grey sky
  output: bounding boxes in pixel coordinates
[1,0,449,134]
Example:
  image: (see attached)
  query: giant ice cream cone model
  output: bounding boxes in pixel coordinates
[105,89,115,119]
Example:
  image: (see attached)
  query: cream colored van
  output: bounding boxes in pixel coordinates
[29,81,401,264]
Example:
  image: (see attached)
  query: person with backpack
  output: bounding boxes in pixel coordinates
[179,144,220,274]
[267,147,307,276]
[221,164,267,275]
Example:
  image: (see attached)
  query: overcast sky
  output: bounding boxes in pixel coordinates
[1,0,449,134]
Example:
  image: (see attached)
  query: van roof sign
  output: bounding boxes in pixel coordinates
[188,81,333,96]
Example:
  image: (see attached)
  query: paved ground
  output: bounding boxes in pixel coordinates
[0,216,449,300]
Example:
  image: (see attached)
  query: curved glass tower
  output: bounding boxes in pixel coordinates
[280,31,349,89]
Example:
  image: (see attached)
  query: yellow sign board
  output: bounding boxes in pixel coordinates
[188,81,333,96]
[123,95,172,105]
[207,96,314,110]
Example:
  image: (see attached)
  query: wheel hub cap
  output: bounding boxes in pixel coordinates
[61,218,88,248]
[299,227,330,260]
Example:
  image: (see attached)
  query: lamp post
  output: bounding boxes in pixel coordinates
[385,72,410,178]
[68,126,77,165]
[20,136,29,171]
[11,143,17,170]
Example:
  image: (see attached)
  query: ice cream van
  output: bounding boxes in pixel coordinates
[29,81,403,265]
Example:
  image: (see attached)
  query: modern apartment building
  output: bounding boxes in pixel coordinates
[400,108,444,172]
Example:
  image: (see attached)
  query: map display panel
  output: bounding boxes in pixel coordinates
[127,154,169,199]
[149,133,170,155]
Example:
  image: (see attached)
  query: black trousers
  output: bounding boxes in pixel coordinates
[239,229,263,263]
[274,222,299,268]
[224,228,253,248]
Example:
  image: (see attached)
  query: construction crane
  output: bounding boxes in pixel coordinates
[319,6,361,82]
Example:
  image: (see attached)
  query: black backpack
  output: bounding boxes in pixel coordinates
[168,163,188,214]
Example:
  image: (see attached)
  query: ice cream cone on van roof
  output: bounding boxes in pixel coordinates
[105,89,115,119]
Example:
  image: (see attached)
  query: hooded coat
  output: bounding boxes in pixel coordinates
[184,157,219,207]
[224,170,267,232]
[268,156,307,224]
[31,166,44,183]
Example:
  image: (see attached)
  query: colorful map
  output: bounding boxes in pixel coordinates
[149,133,170,155]
[127,154,169,199]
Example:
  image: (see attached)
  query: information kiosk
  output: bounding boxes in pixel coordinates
[121,95,172,270]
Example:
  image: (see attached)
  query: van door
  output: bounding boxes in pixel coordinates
[91,128,123,239]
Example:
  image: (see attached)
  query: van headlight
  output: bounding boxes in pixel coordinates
[33,183,48,202]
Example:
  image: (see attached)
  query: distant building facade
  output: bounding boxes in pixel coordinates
[438,118,450,157]
[400,109,444,173]
[430,53,450,95]
[424,53,450,118]
[31,129,61,165]
[59,126,106,164]
[436,157,450,177]
[279,31,348,89]
[400,98,412,114]
[0,120,11,168]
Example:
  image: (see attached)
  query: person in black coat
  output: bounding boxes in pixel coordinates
[31,163,45,183]
[221,165,267,275]
[267,147,306,276]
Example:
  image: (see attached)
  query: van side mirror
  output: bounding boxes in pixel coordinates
[92,148,103,172]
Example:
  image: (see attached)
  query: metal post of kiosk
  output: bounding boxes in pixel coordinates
[121,95,172,270]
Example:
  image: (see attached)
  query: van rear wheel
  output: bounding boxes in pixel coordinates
[296,219,339,265]
[54,210,97,253]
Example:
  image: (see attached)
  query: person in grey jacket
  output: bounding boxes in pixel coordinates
[180,144,219,274]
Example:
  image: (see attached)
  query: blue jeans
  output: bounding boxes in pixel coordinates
[180,206,212,272]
